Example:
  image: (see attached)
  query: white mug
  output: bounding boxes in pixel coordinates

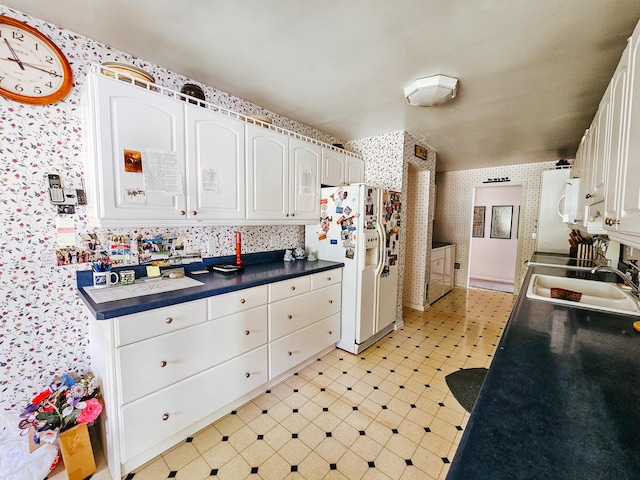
[93,271,119,288]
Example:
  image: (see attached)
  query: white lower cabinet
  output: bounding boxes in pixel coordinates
[428,245,455,305]
[89,269,342,479]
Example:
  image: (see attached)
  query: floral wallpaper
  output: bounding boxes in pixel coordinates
[0,6,344,411]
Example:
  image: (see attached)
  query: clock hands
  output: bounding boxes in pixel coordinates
[1,57,62,77]
[3,38,25,70]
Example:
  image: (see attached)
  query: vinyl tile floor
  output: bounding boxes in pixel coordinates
[66,287,514,480]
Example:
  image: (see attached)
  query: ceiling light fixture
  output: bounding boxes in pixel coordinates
[404,74,459,107]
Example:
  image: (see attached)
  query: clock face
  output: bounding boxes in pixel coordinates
[0,16,73,104]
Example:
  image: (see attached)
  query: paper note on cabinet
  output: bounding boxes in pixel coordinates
[142,149,183,196]
[201,168,220,194]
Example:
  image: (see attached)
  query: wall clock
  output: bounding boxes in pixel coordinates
[0,15,73,104]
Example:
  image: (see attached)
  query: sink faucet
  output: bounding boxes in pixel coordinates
[591,265,640,298]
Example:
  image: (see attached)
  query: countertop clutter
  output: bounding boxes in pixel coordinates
[447,254,640,479]
[77,251,343,319]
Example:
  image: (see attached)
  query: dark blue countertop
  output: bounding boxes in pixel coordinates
[447,263,640,479]
[77,251,343,320]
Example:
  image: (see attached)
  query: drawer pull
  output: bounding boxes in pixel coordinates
[329,331,333,335]
[245,372,251,378]
[240,298,246,304]
[288,351,293,356]
[329,300,333,304]
[162,413,169,421]
[288,315,293,319]
[327,277,331,281]
[244,330,250,336]
[165,317,173,324]
[291,286,296,291]
[160,360,167,368]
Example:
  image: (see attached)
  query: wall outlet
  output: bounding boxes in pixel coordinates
[454,262,461,269]
[270,235,279,248]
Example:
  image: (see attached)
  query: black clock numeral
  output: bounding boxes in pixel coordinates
[12,31,24,41]
[15,83,23,92]
[45,55,54,64]
[34,86,42,94]
[45,81,54,89]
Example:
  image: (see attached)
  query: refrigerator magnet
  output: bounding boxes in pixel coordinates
[344,206,352,216]
[345,248,354,259]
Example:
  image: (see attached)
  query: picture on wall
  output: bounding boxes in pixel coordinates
[490,205,513,239]
[472,206,485,237]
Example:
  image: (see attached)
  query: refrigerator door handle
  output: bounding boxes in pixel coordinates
[374,221,386,277]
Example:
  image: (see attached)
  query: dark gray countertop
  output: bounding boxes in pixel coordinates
[77,252,343,320]
[447,262,640,479]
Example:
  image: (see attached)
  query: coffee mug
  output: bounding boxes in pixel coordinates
[93,271,119,288]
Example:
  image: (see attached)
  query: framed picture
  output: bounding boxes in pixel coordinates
[472,206,485,237]
[490,205,513,239]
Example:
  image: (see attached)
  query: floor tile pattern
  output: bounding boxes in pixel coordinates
[70,287,514,480]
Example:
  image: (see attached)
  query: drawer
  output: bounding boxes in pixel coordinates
[269,313,340,379]
[208,285,267,320]
[310,269,342,290]
[122,345,268,463]
[117,306,267,404]
[268,276,311,302]
[431,248,445,261]
[268,283,341,341]
[115,300,207,346]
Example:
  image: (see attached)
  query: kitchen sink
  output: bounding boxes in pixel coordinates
[526,274,640,316]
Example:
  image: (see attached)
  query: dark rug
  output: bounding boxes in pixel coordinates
[445,367,488,413]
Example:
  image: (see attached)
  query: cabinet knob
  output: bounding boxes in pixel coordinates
[162,413,169,421]
[245,372,251,378]
[165,317,173,324]
[192,211,197,216]
[291,286,296,291]
[288,315,293,319]
[329,331,333,335]
[160,360,167,368]
[585,193,593,199]
[240,298,246,304]
[244,330,250,336]
[288,351,293,356]
[291,213,295,217]
[180,210,186,216]
[329,300,333,304]
[327,277,331,281]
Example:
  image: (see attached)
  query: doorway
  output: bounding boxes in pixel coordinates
[468,184,523,293]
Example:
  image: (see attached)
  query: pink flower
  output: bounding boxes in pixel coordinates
[76,398,102,424]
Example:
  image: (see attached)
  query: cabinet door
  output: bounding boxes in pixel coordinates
[617,30,640,237]
[246,124,289,220]
[443,245,455,293]
[604,44,629,230]
[345,155,365,184]
[185,105,245,220]
[587,85,611,204]
[289,137,321,221]
[89,73,186,223]
[321,148,345,186]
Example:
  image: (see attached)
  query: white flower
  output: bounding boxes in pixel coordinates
[62,405,75,416]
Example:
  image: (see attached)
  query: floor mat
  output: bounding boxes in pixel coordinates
[445,367,488,413]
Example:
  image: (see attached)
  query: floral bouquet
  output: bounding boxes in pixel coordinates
[19,373,102,445]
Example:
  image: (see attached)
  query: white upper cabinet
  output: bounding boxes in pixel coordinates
[82,72,187,226]
[185,104,246,220]
[586,84,611,205]
[608,27,640,242]
[246,124,289,220]
[321,147,365,186]
[288,137,321,221]
[246,126,321,222]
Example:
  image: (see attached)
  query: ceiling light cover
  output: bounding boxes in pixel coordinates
[404,75,459,107]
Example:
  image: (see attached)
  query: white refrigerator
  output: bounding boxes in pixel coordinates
[536,168,572,254]
[305,184,401,354]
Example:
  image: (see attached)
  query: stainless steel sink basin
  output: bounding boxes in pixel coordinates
[526,274,640,316]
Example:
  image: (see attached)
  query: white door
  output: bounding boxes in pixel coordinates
[345,155,365,184]
[92,74,186,222]
[246,124,288,220]
[185,105,245,220]
[289,138,321,221]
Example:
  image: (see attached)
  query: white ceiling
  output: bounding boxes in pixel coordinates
[4,1,640,172]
